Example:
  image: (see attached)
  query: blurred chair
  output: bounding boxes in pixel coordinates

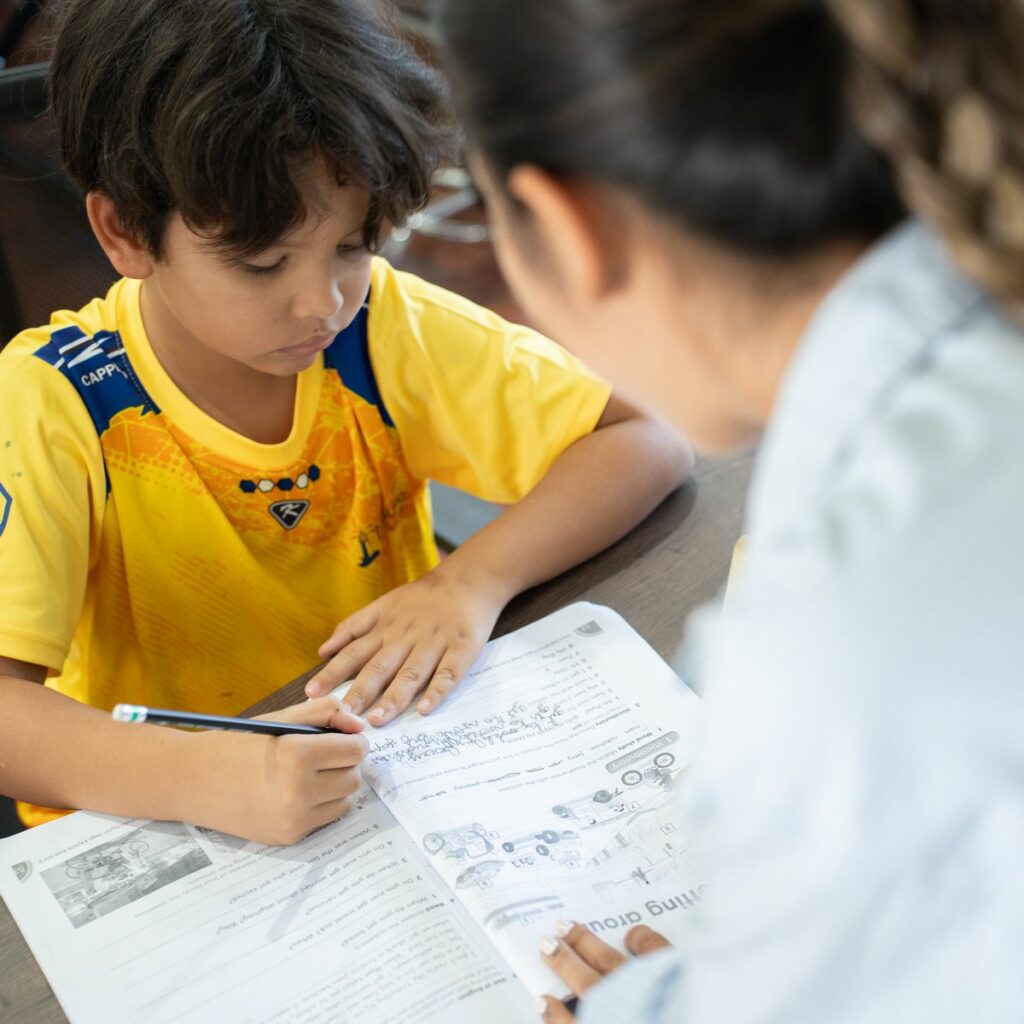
[0,60,116,348]
[0,1,48,69]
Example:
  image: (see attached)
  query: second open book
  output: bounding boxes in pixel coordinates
[0,602,704,1023]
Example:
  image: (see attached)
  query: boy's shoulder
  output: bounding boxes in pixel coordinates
[368,257,521,343]
[2,280,126,362]
[0,279,155,438]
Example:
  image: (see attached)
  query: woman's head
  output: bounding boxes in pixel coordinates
[438,0,1024,448]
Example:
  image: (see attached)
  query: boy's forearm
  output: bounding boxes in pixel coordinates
[0,675,200,822]
[440,412,692,602]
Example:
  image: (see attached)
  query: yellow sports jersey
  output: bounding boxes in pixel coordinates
[0,258,610,826]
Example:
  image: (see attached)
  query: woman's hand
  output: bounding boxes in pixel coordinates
[303,562,508,724]
[536,920,673,1020]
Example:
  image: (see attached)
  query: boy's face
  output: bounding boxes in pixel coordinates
[143,168,374,377]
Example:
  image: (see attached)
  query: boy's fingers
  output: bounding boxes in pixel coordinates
[318,626,358,660]
[318,604,379,658]
[325,706,366,734]
[624,924,672,957]
[536,995,575,1022]
[539,936,601,996]
[345,641,413,715]
[305,797,353,834]
[305,636,382,698]
[312,766,363,803]
[307,733,369,770]
[558,921,626,974]
[417,645,475,714]
[367,646,444,725]
[259,695,362,730]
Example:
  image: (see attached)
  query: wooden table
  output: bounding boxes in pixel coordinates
[0,451,753,1023]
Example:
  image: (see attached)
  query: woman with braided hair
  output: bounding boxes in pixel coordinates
[435,0,1024,1020]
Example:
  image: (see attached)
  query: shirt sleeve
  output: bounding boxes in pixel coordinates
[0,344,106,671]
[367,259,612,504]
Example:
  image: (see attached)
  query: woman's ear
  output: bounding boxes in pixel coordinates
[505,165,625,302]
[85,192,158,280]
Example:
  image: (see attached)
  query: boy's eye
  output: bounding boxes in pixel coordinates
[242,257,285,276]
[337,242,367,257]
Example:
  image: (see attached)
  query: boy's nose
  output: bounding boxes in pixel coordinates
[293,276,344,323]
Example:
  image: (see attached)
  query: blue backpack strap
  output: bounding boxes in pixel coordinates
[322,299,394,427]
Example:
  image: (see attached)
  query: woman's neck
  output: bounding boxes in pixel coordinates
[650,232,867,448]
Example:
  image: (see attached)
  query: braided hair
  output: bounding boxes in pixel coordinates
[833,0,1024,315]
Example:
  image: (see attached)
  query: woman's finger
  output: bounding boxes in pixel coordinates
[556,920,626,974]
[539,936,602,996]
[367,645,444,725]
[305,636,383,699]
[536,995,576,1022]
[624,924,672,957]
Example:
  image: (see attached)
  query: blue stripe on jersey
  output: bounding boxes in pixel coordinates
[323,300,394,427]
[33,325,160,437]
[0,482,11,538]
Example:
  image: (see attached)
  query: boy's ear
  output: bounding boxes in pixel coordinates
[505,166,626,302]
[85,192,158,279]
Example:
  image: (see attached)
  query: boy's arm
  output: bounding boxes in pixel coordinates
[305,394,692,721]
[0,656,367,845]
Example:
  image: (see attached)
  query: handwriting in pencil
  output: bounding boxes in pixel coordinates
[367,700,566,767]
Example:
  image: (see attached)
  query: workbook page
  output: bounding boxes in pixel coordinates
[360,602,705,998]
[0,788,535,1023]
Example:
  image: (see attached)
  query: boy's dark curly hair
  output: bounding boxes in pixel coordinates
[49,0,453,258]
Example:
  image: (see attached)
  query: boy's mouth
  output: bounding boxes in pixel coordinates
[278,332,336,357]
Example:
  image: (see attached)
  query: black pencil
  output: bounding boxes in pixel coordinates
[111,703,332,736]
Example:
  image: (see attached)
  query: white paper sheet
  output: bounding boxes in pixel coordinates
[1,603,704,1021]
[358,603,705,996]
[0,789,534,1023]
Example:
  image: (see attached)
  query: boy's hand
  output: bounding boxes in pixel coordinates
[304,565,507,724]
[191,696,368,846]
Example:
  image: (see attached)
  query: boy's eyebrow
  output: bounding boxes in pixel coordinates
[270,217,368,251]
[203,219,367,259]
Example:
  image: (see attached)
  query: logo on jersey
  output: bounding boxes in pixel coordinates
[269,500,309,531]
[358,534,381,568]
[0,482,12,539]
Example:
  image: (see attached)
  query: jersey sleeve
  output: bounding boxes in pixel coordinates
[367,259,612,504]
[0,342,106,671]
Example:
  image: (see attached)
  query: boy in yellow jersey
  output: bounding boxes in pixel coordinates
[0,0,690,845]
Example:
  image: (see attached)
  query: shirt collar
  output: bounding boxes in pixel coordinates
[745,220,985,542]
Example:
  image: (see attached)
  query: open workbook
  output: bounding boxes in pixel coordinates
[0,603,704,1023]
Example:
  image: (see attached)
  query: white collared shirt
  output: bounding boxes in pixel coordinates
[584,222,1024,1023]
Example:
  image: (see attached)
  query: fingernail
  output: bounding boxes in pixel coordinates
[417,697,432,714]
[306,684,322,697]
[367,707,385,723]
[554,919,574,938]
[539,936,559,957]
[534,996,548,1016]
